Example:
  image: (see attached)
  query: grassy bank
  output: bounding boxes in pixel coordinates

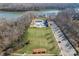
[14,27,60,55]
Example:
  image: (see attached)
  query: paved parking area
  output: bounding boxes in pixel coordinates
[49,21,77,56]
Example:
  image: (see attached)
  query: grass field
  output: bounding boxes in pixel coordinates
[14,27,60,55]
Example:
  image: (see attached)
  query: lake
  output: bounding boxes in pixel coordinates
[0,9,60,21]
[33,9,61,16]
[0,11,25,21]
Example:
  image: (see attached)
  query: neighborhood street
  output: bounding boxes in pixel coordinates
[48,21,77,56]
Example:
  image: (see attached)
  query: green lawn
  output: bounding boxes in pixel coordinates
[14,27,60,55]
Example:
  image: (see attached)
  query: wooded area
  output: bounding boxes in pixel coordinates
[54,8,79,53]
[0,12,33,55]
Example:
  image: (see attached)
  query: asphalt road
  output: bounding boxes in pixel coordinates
[48,21,77,56]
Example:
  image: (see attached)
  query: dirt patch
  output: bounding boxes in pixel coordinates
[32,48,47,54]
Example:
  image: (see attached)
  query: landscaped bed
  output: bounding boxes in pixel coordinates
[13,27,60,56]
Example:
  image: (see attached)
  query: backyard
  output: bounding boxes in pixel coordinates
[13,27,60,56]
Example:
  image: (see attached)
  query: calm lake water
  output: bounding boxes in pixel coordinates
[0,11,25,20]
[0,9,60,21]
[34,9,61,16]
[39,9,60,14]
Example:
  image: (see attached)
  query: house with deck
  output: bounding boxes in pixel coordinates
[30,18,48,28]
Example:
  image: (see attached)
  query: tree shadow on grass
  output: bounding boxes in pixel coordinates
[2,26,30,56]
